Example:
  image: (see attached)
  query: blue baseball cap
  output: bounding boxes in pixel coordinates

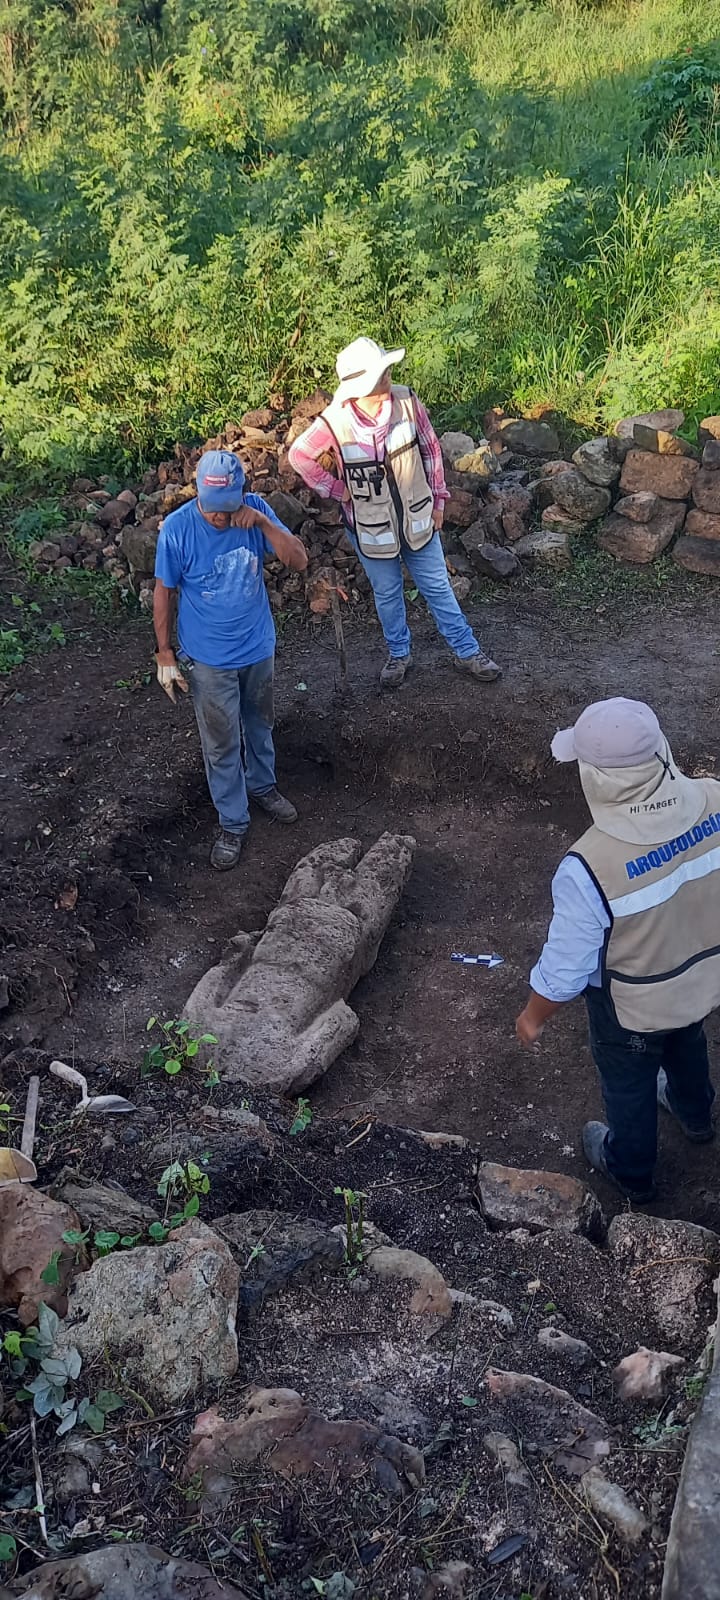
[196,449,246,512]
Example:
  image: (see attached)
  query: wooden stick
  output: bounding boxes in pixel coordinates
[20,1077,39,1162]
[330,585,347,683]
[29,1417,48,1546]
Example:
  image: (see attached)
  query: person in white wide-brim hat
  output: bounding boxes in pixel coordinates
[516,697,718,1203]
[288,336,501,690]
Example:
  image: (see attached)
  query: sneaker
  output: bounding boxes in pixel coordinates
[210,829,245,871]
[380,653,412,689]
[657,1068,715,1143]
[582,1120,658,1204]
[250,787,298,824]
[454,650,502,682]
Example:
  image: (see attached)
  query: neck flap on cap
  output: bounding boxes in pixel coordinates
[579,739,707,845]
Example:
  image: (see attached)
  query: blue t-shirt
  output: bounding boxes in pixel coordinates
[154,494,285,669]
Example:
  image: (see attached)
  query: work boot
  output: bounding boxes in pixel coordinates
[582,1120,657,1204]
[380,653,412,689]
[657,1068,715,1143]
[210,830,245,871]
[250,787,298,824]
[453,649,502,682]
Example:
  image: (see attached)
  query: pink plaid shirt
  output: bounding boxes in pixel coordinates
[287,393,450,511]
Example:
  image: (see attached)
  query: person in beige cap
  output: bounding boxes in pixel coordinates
[288,336,501,688]
[516,697,718,1202]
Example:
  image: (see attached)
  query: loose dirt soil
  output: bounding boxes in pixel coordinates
[1,575,719,1225]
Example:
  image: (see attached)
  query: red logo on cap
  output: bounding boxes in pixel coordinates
[203,472,231,486]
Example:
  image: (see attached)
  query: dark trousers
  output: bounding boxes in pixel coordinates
[180,654,276,834]
[585,985,715,1191]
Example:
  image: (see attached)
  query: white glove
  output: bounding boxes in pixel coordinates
[156,654,189,703]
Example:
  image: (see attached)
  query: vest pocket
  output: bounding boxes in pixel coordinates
[355,497,400,558]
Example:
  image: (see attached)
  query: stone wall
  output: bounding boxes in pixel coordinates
[24,402,720,614]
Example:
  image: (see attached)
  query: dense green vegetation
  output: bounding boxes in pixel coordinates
[0,0,719,474]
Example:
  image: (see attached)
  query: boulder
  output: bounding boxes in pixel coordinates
[265,489,306,532]
[0,1186,85,1326]
[697,415,720,447]
[490,417,560,455]
[117,488,138,507]
[485,480,533,538]
[551,469,611,522]
[485,1369,612,1476]
[183,834,415,1090]
[54,1220,239,1404]
[453,445,494,482]
[613,491,660,523]
[582,1468,649,1547]
[48,1177,159,1234]
[540,503,587,536]
[608,1213,720,1350]
[449,573,472,601]
[241,406,274,430]
[9,1546,251,1598]
[685,509,720,542]
[619,449,699,501]
[514,526,572,568]
[702,439,720,470]
[476,1161,605,1240]
[96,497,135,530]
[633,422,696,456]
[537,1327,594,1367]
[596,499,686,563]
[119,522,160,575]
[186,1388,425,1511]
[444,488,477,528]
[673,536,720,577]
[612,1346,685,1401]
[460,537,521,581]
[572,438,621,488]
[212,1210,344,1310]
[692,467,720,515]
[615,407,685,440]
[439,431,476,466]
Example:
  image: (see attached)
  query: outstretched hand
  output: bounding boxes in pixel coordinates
[515,1006,545,1046]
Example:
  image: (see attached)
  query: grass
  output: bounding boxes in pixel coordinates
[0,0,719,472]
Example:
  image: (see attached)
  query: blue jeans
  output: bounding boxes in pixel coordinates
[351,530,480,659]
[181,654,276,834]
[585,985,715,1191]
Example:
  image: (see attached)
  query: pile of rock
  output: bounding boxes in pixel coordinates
[24,401,720,613]
[595,409,720,575]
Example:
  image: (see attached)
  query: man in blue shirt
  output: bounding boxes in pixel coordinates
[153,449,308,870]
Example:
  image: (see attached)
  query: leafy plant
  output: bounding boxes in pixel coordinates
[289,1096,312,1135]
[334,1186,366,1269]
[143,1017,218,1078]
[0,1102,11,1136]
[7,1304,123,1437]
[147,1158,211,1239]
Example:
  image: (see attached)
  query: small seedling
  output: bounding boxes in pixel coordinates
[0,1534,16,1563]
[142,1017,218,1078]
[460,1395,478,1408]
[334,1186,366,1268]
[41,1249,63,1287]
[684,1374,707,1403]
[290,1096,312,1135]
[0,1102,11,1136]
[149,1159,211,1239]
[8,1304,123,1436]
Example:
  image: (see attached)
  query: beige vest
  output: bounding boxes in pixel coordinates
[322,385,434,560]
[572,779,720,1031]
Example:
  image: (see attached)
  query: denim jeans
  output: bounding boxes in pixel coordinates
[585,984,715,1191]
[350,529,480,659]
[181,654,276,834]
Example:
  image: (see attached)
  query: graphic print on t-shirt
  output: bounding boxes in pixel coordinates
[200,545,262,602]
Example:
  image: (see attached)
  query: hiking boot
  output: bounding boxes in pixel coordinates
[657,1068,715,1143]
[210,830,245,871]
[250,787,298,824]
[380,653,412,689]
[582,1120,657,1204]
[453,649,502,683]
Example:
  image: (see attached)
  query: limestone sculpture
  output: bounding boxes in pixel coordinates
[183,832,416,1090]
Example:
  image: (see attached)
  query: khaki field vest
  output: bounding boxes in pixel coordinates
[322,385,435,560]
[571,779,720,1032]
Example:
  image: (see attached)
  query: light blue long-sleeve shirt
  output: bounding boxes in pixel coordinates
[530,854,610,1002]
